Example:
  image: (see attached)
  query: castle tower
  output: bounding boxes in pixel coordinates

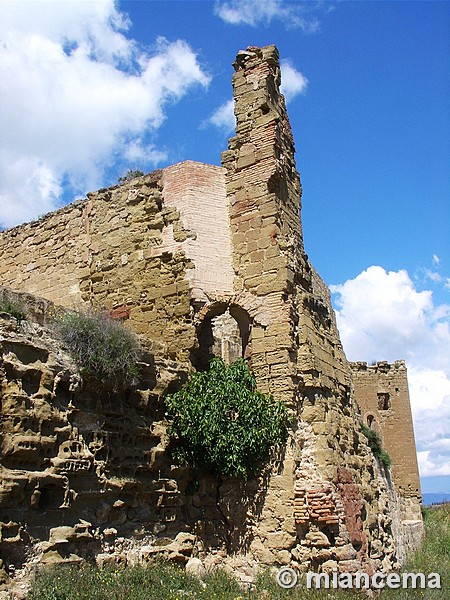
[351,361,423,522]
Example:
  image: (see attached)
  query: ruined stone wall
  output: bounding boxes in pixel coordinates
[218,45,420,573]
[162,161,233,303]
[351,361,422,520]
[0,296,406,587]
[0,201,90,307]
[0,289,251,586]
[0,44,424,586]
[0,162,233,366]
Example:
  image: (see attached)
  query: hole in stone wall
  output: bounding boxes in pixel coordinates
[320,525,337,546]
[37,484,66,511]
[192,304,251,372]
[377,392,390,410]
[2,341,49,365]
[22,370,41,396]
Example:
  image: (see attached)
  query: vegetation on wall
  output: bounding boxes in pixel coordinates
[165,358,288,480]
[54,309,140,390]
[118,169,145,183]
[361,424,392,467]
[0,298,27,322]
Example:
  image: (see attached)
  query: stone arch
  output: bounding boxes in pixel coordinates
[192,302,251,371]
[365,412,381,436]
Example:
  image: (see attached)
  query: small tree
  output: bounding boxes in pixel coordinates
[165,358,287,480]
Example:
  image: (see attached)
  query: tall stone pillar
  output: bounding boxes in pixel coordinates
[219,45,419,571]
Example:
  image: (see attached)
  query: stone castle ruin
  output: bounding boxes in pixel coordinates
[0,45,423,586]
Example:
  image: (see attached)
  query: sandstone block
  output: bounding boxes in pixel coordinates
[321,559,338,573]
[265,531,296,550]
[305,530,330,547]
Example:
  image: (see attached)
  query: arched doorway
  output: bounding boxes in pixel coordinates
[193,303,251,371]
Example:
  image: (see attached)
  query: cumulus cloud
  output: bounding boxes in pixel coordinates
[0,0,210,229]
[209,99,236,133]
[208,61,307,132]
[214,0,326,32]
[280,59,308,102]
[331,266,450,478]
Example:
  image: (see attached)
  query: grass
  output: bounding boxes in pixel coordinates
[0,298,27,322]
[28,504,449,599]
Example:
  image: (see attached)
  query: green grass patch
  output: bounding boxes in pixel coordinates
[0,298,27,322]
[28,502,449,599]
[118,169,144,184]
[361,424,392,467]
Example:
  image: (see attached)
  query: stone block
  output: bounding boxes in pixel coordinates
[301,405,326,423]
[305,530,331,547]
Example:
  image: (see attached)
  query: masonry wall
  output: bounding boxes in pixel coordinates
[0,44,424,585]
[0,200,89,307]
[0,162,234,365]
[162,161,233,302]
[218,45,419,572]
[351,361,422,520]
[0,290,237,586]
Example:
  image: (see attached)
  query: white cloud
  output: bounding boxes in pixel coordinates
[214,0,324,32]
[409,367,450,476]
[331,265,450,478]
[208,61,307,132]
[280,59,308,102]
[424,269,442,283]
[433,254,440,266]
[0,1,210,229]
[209,99,236,133]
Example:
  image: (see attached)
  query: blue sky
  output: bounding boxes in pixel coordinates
[0,0,449,492]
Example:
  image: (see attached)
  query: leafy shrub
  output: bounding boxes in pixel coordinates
[0,299,27,322]
[55,309,140,390]
[361,424,392,467]
[165,358,287,480]
[118,169,144,184]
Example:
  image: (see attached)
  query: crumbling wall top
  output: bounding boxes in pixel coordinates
[350,360,407,373]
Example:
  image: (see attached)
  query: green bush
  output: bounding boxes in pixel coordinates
[165,358,287,480]
[378,449,392,468]
[361,424,392,467]
[118,169,144,184]
[0,298,27,322]
[54,309,140,390]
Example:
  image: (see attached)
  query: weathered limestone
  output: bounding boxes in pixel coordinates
[0,44,423,589]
